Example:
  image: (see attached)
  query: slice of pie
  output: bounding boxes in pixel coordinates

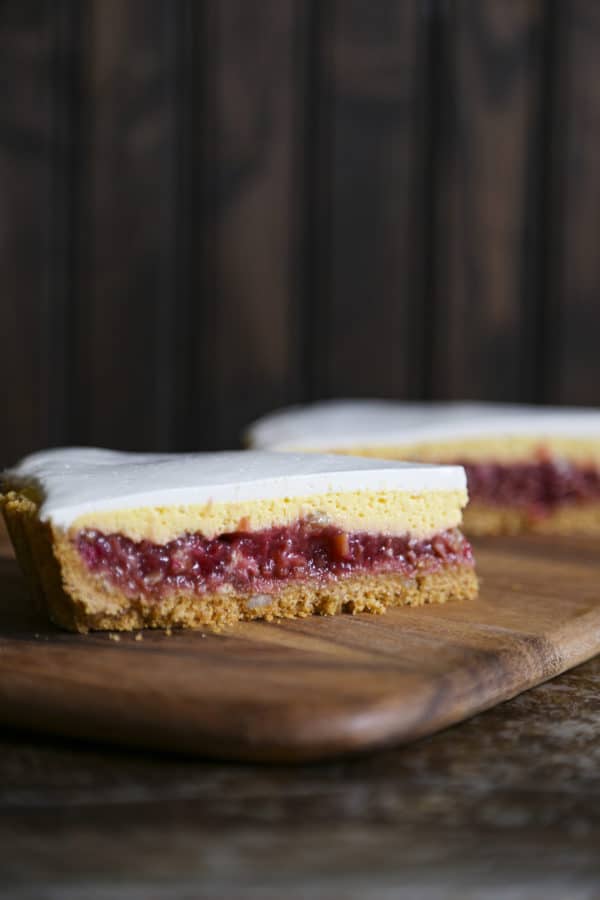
[246,400,600,536]
[1,448,477,633]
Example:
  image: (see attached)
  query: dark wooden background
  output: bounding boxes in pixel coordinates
[1,0,599,465]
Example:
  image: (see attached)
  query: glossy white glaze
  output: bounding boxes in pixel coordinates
[246,400,600,450]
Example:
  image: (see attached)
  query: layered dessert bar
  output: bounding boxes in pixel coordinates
[247,401,600,536]
[1,448,477,633]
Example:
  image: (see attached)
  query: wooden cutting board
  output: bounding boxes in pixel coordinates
[0,535,599,762]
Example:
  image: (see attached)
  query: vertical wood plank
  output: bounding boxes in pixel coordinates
[549,1,600,406]
[192,0,306,450]
[0,2,63,464]
[73,0,177,450]
[315,0,427,400]
[432,0,544,401]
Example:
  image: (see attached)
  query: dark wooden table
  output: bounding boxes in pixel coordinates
[1,539,600,897]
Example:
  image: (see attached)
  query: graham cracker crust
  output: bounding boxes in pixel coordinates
[1,490,477,634]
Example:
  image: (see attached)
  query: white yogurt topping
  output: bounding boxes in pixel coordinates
[4,447,466,528]
[246,400,600,450]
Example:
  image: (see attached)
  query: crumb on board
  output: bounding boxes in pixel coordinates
[134,632,143,642]
[164,628,172,637]
[108,633,121,642]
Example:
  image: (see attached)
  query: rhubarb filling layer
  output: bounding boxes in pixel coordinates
[462,459,600,514]
[75,522,474,600]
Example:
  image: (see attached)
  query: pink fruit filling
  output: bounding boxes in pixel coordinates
[463,459,600,515]
[75,522,474,599]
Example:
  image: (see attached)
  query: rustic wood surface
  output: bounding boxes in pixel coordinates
[551,0,600,405]
[319,0,428,400]
[201,0,306,448]
[1,535,600,766]
[0,0,68,464]
[73,0,177,451]
[433,0,545,400]
[2,541,600,894]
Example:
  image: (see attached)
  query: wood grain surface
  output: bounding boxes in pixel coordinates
[318,0,428,400]
[551,1,600,406]
[200,0,306,449]
[1,535,599,763]
[3,666,600,899]
[3,638,600,896]
[432,0,544,401]
[73,0,177,451]
[0,1,69,465]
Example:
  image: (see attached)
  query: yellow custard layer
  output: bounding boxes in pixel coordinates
[328,436,600,465]
[65,488,467,543]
